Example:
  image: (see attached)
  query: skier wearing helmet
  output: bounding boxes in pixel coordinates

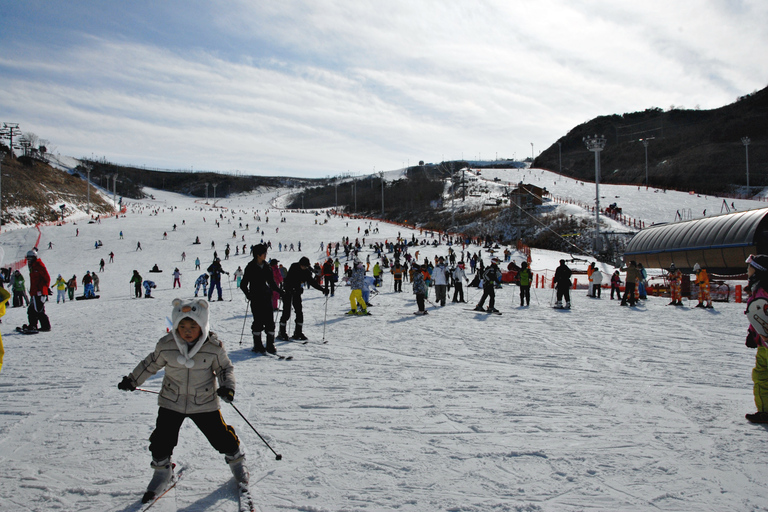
[25,249,51,332]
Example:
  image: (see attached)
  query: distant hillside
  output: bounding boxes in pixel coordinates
[533,86,768,195]
[0,149,114,225]
[72,160,324,200]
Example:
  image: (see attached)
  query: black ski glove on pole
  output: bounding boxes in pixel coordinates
[118,376,136,391]
[217,387,235,403]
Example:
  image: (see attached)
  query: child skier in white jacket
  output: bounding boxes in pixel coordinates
[118,298,248,502]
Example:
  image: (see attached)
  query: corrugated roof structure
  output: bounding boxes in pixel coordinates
[624,208,768,274]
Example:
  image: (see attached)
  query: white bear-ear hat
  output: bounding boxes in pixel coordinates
[170,298,210,368]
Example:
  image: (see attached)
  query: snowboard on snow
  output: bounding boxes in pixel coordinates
[75,295,100,301]
[464,308,502,315]
[15,326,39,335]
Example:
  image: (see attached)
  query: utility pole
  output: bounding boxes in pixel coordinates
[641,137,654,189]
[85,164,92,214]
[1,123,21,158]
[583,135,607,254]
[743,137,751,193]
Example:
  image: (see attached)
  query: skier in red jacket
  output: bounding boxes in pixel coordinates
[26,249,51,332]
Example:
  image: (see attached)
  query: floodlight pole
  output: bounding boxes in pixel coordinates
[86,164,92,214]
[641,138,653,189]
[557,141,562,174]
[742,136,751,194]
[584,134,607,254]
[204,182,209,202]
[380,171,384,218]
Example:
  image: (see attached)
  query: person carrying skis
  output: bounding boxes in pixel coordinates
[277,257,328,341]
[693,263,713,308]
[346,261,368,315]
[172,268,182,289]
[194,273,209,297]
[412,263,428,315]
[130,271,142,299]
[25,249,51,332]
[474,257,502,313]
[117,298,248,503]
[55,275,67,303]
[518,261,532,306]
[553,259,572,309]
[744,255,768,423]
[451,262,468,303]
[240,244,283,354]
[207,258,228,301]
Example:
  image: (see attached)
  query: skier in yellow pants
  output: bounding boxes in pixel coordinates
[0,285,10,373]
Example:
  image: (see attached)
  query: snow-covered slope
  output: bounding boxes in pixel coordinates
[0,181,765,511]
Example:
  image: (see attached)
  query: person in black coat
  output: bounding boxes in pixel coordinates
[240,244,282,354]
[473,258,503,313]
[277,257,328,341]
[554,259,572,309]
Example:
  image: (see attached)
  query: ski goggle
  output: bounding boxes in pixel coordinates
[747,254,767,272]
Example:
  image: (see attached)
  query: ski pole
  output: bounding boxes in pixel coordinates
[240,300,250,345]
[322,294,329,343]
[229,402,283,461]
[531,285,540,306]
[136,388,282,460]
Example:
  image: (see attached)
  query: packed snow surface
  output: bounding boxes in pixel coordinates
[1,171,767,512]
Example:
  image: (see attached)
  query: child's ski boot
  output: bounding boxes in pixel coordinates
[143,457,173,503]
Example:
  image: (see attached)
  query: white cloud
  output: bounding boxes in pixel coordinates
[0,0,765,175]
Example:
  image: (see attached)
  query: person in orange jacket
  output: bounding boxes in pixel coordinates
[693,263,713,309]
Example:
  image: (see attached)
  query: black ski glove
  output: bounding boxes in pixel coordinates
[747,331,759,349]
[118,376,136,391]
[217,387,235,403]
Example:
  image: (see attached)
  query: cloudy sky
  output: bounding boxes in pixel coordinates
[1,1,766,178]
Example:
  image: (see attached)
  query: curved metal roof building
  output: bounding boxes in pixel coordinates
[624,208,768,274]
